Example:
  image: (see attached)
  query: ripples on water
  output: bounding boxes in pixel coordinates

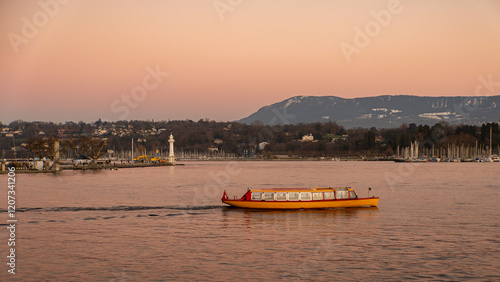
[0,161,499,281]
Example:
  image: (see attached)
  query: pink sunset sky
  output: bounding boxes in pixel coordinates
[1,0,500,123]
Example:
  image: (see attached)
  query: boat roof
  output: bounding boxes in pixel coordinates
[249,187,352,192]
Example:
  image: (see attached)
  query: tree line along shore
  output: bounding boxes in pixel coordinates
[1,120,499,164]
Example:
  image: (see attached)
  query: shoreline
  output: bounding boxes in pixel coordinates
[2,157,498,174]
[0,162,179,174]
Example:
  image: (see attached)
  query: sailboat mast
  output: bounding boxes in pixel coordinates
[490,126,493,157]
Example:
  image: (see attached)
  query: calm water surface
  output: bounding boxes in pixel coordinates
[1,161,499,281]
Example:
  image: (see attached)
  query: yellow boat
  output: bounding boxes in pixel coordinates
[221,187,379,210]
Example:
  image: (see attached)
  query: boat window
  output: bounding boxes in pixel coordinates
[312,192,323,200]
[300,192,312,201]
[264,192,275,201]
[276,192,287,201]
[251,192,262,200]
[324,192,334,200]
[288,192,299,201]
[336,190,348,199]
[349,191,357,199]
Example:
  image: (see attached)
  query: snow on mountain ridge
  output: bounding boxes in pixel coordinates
[239,95,500,128]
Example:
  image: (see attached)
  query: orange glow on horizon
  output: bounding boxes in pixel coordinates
[1,0,499,122]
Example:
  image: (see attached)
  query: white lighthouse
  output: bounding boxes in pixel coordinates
[168,133,176,164]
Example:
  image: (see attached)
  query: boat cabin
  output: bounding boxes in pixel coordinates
[241,187,358,202]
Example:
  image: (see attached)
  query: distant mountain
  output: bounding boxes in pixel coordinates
[238,95,500,128]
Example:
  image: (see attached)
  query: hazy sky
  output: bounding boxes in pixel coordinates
[1,0,500,123]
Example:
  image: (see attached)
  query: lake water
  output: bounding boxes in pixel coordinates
[1,161,499,281]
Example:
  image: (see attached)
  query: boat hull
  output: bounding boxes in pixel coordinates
[222,197,379,210]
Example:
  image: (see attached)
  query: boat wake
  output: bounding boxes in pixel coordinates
[1,205,225,213]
